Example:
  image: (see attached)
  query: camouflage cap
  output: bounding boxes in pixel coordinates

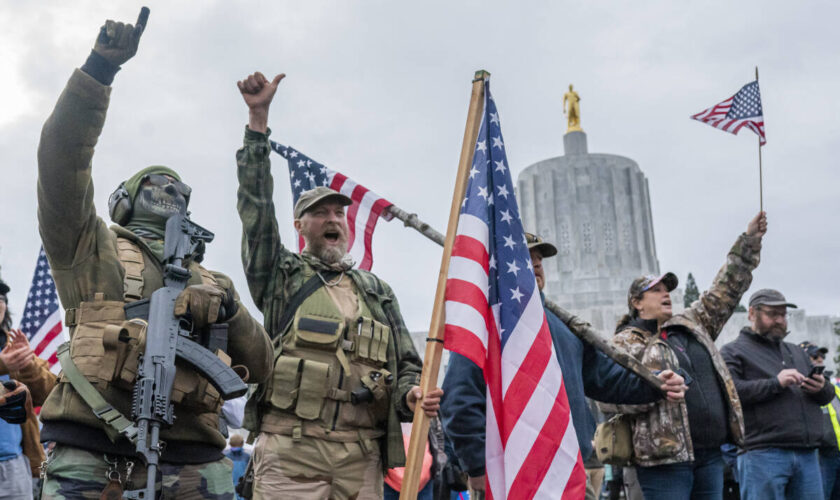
[748,288,797,309]
[627,272,678,314]
[293,186,352,219]
[525,232,558,258]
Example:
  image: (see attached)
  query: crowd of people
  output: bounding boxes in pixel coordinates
[0,10,836,500]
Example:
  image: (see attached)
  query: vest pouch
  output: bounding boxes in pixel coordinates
[68,298,129,388]
[171,356,225,412]
[269,356,303,410]
[293,314,344,351]
[354,317,390,366]
[295,359,330,420]
[100,319,147,390]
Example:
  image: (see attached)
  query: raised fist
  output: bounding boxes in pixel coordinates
[93,7,149,67]
[746,211,767,238]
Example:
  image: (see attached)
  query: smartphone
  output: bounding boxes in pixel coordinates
[808,365,825,378]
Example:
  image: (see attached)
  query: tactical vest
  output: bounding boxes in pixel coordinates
[62,237,226,414]
[260,272,393,442]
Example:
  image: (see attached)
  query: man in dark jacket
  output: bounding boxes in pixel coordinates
[721,289,835,500]
[441,233,686,499]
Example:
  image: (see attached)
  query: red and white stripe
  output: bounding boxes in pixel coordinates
[444,213,586,499]
[28,309,65,374]
[296,169,393,271]
[691,97,766,145]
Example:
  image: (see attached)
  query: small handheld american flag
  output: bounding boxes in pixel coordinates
[691,80,766,145]
[442,81,585,499]
[18,247,66,374]
[270,141,393,271]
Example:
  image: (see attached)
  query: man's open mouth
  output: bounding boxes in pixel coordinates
[324,231,340,243]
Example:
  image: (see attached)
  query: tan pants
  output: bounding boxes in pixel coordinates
[253,432,383,500]
[585,467,605,500]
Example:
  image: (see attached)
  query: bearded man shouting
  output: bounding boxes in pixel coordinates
[235,71,442,500]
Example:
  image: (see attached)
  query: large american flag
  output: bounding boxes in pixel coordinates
[443,81,585,499]
[691,80,766,145]
[270,141,393,271]
[18,247,65,374]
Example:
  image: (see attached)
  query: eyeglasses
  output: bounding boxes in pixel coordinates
[758,308,789,319]
[142,174,192,197]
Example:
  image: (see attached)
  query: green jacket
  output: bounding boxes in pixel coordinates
[236,127,422,468]
[36,69,273,451]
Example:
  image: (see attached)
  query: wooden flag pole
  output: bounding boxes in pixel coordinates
[400,70,489,499]
[756,66,764,212]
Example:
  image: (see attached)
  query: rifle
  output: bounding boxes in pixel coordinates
[124,214,248,499]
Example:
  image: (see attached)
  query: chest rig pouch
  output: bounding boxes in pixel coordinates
[66,237,227,413]
[267,275,393,434]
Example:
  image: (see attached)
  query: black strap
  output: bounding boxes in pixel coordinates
[273,271,339,348]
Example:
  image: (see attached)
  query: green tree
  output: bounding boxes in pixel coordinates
[735,303,747,312]
[684,273,700,307]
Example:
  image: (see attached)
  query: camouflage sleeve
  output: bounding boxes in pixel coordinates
[37,69,111,269]
[381,283,422,420]
[598,329,657,415]
[236,127,294,311]
[210,271,273,384]
[686,233,762,340]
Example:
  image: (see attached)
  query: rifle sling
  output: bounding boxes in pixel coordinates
[56,342,139,444]
[273,271,340,349]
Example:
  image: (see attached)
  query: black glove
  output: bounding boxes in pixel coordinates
[0,381,29,424]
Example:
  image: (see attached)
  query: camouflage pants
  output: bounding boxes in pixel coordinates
[40,445,235,499]
[253,432,382,500]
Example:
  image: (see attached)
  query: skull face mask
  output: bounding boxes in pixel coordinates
[132,174,189,221]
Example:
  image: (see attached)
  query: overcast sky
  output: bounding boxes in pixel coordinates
[1,1,837,334]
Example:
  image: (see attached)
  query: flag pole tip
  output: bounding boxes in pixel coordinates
[474,70,491,80]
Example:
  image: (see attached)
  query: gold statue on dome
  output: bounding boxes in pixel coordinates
[563,84,582,132]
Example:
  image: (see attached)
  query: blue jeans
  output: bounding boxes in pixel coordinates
[636,448,724,500]
[384,480,434,500]
[820,449,840,500]
[737,447,824,500]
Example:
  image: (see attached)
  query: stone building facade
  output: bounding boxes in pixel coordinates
[517,130,670,331]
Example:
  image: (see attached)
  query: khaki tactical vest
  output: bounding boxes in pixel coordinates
[63,237,227,414]
[260,271,393,442]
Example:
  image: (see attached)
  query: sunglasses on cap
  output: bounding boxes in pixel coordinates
[142,174,192,197]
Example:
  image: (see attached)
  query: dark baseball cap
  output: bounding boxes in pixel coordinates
[0,279,9,297]
[293,187,352,219]
[798,341,828,357]
[748,289,797,309]
[525,232,558,258]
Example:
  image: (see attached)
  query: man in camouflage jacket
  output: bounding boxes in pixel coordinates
[601,212,766,498]
[36,12,272,499]
[236,72,442,499]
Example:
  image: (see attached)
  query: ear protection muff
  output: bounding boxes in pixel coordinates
[108,182,132,225]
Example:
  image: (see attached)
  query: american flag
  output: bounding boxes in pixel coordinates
[691,80,766,145]
[443,81,585,499]
[18,247,65,374]
[270,141,394,271]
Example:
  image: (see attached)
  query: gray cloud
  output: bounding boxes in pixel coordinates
[1,1,837,332]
